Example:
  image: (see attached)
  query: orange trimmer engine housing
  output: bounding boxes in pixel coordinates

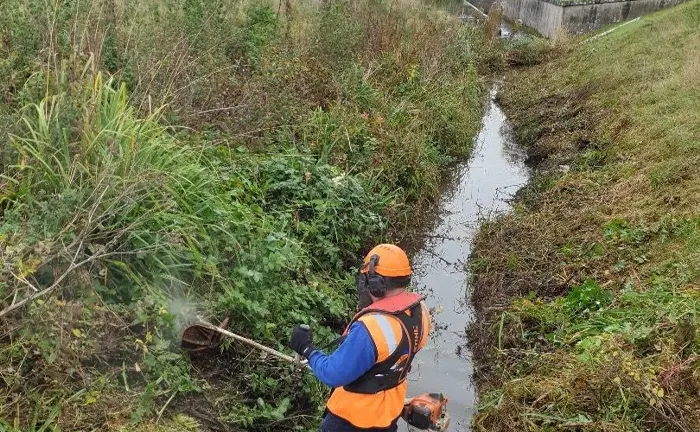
[403,393,450,431]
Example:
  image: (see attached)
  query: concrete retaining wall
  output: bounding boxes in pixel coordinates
[468,0,688,38]
[561,0,688,34]
[468,0,565,37]
[506,0,564,37]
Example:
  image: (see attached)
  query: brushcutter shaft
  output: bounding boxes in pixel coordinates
[197,322,309,368]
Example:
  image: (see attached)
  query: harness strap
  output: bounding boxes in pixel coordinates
[343,302,424,394]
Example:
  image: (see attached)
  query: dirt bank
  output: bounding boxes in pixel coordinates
[468,2,700,431]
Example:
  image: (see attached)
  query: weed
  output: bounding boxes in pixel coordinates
[503,37,557,67]
[564,279,612,315]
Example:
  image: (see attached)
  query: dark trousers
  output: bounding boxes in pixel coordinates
[319,412,399,432]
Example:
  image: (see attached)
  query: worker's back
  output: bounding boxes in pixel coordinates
[325,296,431,430]
[289,243,430,432]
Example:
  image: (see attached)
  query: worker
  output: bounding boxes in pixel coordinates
[290,244,431,432]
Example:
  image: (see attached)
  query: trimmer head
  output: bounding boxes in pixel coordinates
[181,314,230,352]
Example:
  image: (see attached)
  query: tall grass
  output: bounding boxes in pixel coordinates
[1,0,495,215]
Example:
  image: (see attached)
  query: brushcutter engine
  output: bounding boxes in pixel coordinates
[403,393,450,431]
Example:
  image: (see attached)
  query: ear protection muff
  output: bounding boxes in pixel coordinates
[365,254,386,298]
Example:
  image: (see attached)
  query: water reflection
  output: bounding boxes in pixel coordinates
[403,87,529,431]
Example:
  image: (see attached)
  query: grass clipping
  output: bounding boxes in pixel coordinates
[469,2,700,432]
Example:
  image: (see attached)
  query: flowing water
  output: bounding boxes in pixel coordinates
[403,86,529,431]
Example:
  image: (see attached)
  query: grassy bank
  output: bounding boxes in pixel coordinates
[469,2,700,431]
[0,1,497,430]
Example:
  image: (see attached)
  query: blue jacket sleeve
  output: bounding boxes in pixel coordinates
[307,322,377,388]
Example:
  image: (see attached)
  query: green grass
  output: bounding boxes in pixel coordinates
[469,1,700,431]
[0,0,499,430]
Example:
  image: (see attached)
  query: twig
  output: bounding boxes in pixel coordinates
[9,272,39,292]
[0,246,104,317]
[10,289,18,307]
[156,390,178,423]
[195,105,247,116]
[420,247,454,267]
[184,408,229,432]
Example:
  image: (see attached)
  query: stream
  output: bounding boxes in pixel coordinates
[403,86,529,431]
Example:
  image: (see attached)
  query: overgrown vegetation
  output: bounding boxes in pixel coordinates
[470,2,700,431]
[0,0,499,430]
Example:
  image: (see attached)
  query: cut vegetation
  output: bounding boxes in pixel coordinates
[470,2,700,431]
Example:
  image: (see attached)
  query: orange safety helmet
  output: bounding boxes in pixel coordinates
[361,244,412,277]
[358,244,412,298]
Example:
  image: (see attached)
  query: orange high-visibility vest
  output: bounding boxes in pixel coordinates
[326,291,431,428]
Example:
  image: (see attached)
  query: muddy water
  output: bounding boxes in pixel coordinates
[404,87,529,431]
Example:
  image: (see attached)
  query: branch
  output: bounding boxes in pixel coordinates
[0,247,97,318]
[1,244,166,318]
[9,271,40,292]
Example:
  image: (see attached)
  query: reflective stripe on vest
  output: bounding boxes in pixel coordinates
[344,302,422,393]
[325,292,430,429]
[360,313,402,362]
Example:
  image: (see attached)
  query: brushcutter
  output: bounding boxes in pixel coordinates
[181,320,450,431]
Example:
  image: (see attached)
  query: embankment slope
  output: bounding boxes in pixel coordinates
[470,3,700,431]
